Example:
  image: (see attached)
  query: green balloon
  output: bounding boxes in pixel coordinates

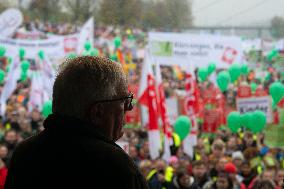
[38,50,45,60]
[269,82,284,104]
[240,113,253,130]
[20,71,28,82]
[110,54,117,61]
[174,116,191,141]
[0,46,6,57]
[198,68,208,82]
[208,63,216,74]
[227,112,241,133]
[21,60,30,72]
[272,100,277,110]
[241,64,249,75]
[250,111,266,133]
[128,34,135,40]
[114,36,122,48]
[84,41,92,51]
[229,63,241,82]
[82,50,90,56]
[251,82,257,94]
[90,48,99,56]
[67,53,77,59]
[0,69,5,84]
[19,48,25,59]
[42,100,52,118]
[217,71,231,92]
[267,49,279,61]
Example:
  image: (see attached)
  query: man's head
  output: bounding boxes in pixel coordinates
[53,56,132,141]
[139,160,152,178]
[192,161,207,180]
[232,151,244,169]
[216,156,229,172]
[4,129,17,145]
[212,140,225,158]
[261,169,276,181]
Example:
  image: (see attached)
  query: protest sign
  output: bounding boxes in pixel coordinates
[236,96,273,123]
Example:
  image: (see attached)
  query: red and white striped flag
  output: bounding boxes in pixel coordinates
[138,51,161,159]
[183,71,198,158]
[155,63,172,162]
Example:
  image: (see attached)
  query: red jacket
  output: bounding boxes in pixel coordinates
[0,167,7,189]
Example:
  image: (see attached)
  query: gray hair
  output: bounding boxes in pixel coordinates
[52,56,127,120]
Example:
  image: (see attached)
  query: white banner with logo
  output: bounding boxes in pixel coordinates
[148,32,243,68]
[0,8,23,37]
[0,17,94,59]
[0,34,78,59]
[236,96,273,123]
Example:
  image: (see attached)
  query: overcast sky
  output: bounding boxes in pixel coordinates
[192,0,284,27]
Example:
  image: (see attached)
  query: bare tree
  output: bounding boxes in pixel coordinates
[98,0,142,27]
[29,0,61,22]
[271,16,284,39]
[63,0,96,23]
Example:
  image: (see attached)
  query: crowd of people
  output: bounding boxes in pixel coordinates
[123,125,284,189]
[0,19,283,189]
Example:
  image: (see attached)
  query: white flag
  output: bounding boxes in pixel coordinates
[0,58,21,116]
[29,71,44,112]
[77,17,94,54]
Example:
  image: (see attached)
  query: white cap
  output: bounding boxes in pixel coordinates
[232,151,244,161]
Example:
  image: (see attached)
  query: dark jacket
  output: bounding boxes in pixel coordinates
[148,172,170,189]
[190,174,210,189]
[5,114,148,189]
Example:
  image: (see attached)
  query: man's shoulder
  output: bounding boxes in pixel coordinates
[12,130,47,157]
[84,139,137,170]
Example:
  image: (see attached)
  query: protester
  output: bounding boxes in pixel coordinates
[4,56,148,189]
[210,172,234,189]
[169,168,194,189]
[190,161,211,189]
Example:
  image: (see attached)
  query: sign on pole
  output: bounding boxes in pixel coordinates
[236,96,273,123]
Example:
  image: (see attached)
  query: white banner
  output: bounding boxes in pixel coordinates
[0,8,23,37]
[0,17,94,60]
[148,32,243,68]
[236,96,273,123]
[0,34,78,59]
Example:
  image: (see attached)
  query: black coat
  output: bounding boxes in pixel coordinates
[5,114,149,189]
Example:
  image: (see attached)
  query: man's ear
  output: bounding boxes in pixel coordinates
[89,103,104,124]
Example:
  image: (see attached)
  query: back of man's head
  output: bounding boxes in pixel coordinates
[52,56,127,121]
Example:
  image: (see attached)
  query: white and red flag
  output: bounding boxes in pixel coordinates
[155,63,172,162]
[183,70,198,158]
[138,51,161,159]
